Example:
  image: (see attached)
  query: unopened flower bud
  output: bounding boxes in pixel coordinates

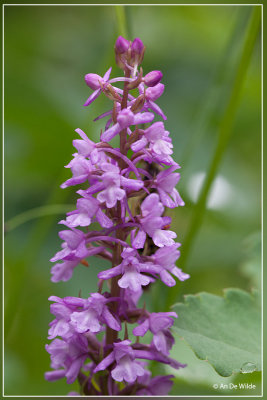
[115,36,130,54]
[144,70,163,87]
[131,38,144,57]
[131,38,145,66]
[85,73,102,90]
[115,36,130,70]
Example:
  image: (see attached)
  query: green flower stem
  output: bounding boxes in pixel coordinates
[115,6,128,38]
[180,7,250,168]
[166,6,261,309]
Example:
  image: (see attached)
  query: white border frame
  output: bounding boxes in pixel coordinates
[2,3,264,398]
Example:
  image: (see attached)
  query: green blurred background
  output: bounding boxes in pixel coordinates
[4,4,261,396]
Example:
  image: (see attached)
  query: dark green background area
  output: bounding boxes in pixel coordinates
[3,4,261,396]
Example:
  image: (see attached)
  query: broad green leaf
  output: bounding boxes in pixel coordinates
[172,289,261,377]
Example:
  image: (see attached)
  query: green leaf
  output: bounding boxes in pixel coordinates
[5,204,74,232]
[172,289,261,377]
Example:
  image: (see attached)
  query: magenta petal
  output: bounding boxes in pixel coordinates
[77,198,98,216]
[105,117,113,130]
[83,89,101,106]
[103,66,112,80]
[132,229,146,249]
[160,270,176,287]
[60,174,89,189]
[65,355,87,384]
[50,247,71,263]
[150,313,177,333]
[94,109,113,121]
[168,358,187,370]
[153,331,168,354]
[152,229,176,248]
[133,112,154,125]
[158,171,181,191]
[132,318,149,337]
[112,356,145,383]
[96,208,113,228]
[48,295,62,302]
[98,265,122,280]
[111,364,125,382]
[85,246,105,257]
[131,136,148,152]
[85,182,105,195]
[51,260,78,282]
[171,266,190,281]
[120,176,144,190]
[64,297,86,307]
[97,186,125,208]
[72,139,91,157]
[141,193,162,217]
[147,100,167,120]
[149,375,174,395]
[146,83,165,101]
[102,307,121,331]
[71,309,100,333]
[158,188,176,208]
[139,262,161,274]
[75,128,90,142]
[66,213,91,228]
[50,303,71,319]
[172,188,185,206]
[101,123,121,142]
[91,148,99,164]
[118,269,150,292]
[48,319,70,339]
[94,352,115,373]
[75,241,89,258]
[58,229,79,245]
[117,109,135,129]
[45,369,66,382]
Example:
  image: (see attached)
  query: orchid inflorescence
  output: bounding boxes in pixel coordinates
[45,36,190,396]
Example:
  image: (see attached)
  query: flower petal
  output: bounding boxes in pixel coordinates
[83,89,101,106]
[101,123,121,142]
[102,307,121,331]
[94,352,115,373]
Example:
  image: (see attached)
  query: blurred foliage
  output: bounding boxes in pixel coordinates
[172,289,261,376]
[4,5,261,396]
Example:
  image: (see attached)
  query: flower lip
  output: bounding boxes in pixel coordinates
[117,109,135,129]
[146,83,165,101]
